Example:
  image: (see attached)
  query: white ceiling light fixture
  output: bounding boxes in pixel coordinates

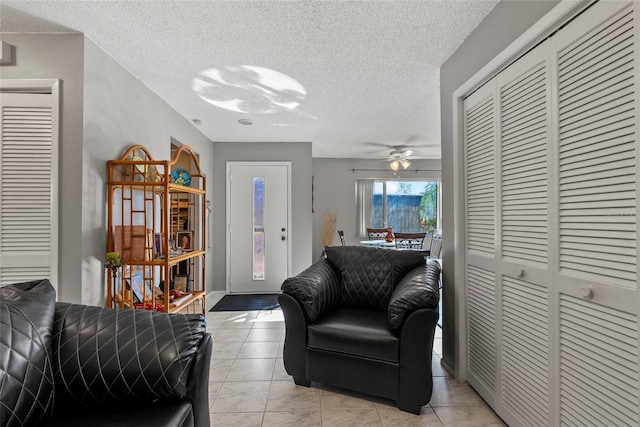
[388,147,413,171]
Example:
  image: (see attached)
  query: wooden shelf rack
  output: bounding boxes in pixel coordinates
[106,144,206,314]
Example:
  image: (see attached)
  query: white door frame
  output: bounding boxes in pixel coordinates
[0,79,60,292]
[225,161,292,294]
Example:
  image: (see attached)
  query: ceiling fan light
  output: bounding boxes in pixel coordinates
[401,159,411,169]
[390,159,400,171]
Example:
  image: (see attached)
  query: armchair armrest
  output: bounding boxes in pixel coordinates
[398,308,440,409]
[186,332,212,427]
[388,262,440,329]
[281,258,340,322]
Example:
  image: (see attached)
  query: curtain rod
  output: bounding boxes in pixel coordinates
[351,168,442,173]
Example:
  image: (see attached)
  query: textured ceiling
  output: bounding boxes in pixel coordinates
[0,0,499,159]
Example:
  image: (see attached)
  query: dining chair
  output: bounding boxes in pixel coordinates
[394,232,427,250]
[337,230,346,246]
[428,237,442,259]
[422,231,434,251]
[366,227,392,241]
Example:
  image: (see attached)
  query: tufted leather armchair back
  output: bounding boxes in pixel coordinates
[325,246,425,310]
[52,303,206,409]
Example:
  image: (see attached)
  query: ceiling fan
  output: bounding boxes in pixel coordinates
[387,146,414,171]
[361,137,435,171]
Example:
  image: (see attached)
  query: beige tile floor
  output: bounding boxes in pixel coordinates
[205,306,506,427]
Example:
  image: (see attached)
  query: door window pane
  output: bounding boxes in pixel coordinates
[253,177,265,280]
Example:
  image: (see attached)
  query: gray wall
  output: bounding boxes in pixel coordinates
[0,34,85,303]
[439,0,560,374]
[212,142,313,291]
[0,34,214,305]
[82,38,214,305]
[312,158,441,260]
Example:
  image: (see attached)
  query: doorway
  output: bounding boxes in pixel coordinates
[226,162,291,294]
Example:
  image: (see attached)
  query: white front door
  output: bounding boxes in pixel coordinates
[226,162,291,293]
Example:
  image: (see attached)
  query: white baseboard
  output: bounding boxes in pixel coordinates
[206,291,226,311]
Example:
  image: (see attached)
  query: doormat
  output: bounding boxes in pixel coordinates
[210,294,281,312]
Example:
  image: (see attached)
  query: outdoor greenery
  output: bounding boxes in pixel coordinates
[396,182,414,194]
[418,182,438,232]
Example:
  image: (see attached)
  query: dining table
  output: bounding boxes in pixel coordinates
[359,239,396,247]
[359,239,433,259]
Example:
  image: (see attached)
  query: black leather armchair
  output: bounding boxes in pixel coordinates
[0,279,211,427]
[279,246,440,414]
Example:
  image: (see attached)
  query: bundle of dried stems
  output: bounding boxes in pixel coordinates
[320,210,337,248]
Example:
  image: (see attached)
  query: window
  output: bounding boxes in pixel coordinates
[253,177,265,280]
[356,179,440,237]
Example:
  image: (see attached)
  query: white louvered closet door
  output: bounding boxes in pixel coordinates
[551,2,639,426]
[463,82,499,402]
[0,92,58,289]
[464,41,555,426]
[463,2,639,426]
[495,40,553,427]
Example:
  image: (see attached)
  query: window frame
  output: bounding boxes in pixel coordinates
[355,178,442,238]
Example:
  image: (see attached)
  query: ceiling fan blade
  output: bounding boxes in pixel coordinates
[361,141,394,149]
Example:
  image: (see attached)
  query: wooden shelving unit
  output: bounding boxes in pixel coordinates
[106,144,206,314]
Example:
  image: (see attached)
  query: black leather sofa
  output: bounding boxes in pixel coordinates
[0,279,211,427]
[279,245,440,414]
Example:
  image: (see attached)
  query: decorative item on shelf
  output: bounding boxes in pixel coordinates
[169,288,188,303]
[174,274,190,292]
[176,231,192,252]
[128,272,150,304]
[169,247,183,258]
[105,252,124,309]
[106,251,121,268]
[133,301,165,311]
[113,225,148,262]
[154,233,163,259]
[147,164,164,182]
[130,155,147,182]
[171,168,192,187]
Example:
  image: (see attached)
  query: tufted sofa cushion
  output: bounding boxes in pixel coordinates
[0,279,56,427]
[388,261,441,329]
[52,303,205,409]
[326,246,425,310]
[281,258,340,322]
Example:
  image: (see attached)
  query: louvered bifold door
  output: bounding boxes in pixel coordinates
[551,2,640,426]
[496,40,553,427]
[498,42,551,270]
[0,93,58,288]
[463,82,499,402]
